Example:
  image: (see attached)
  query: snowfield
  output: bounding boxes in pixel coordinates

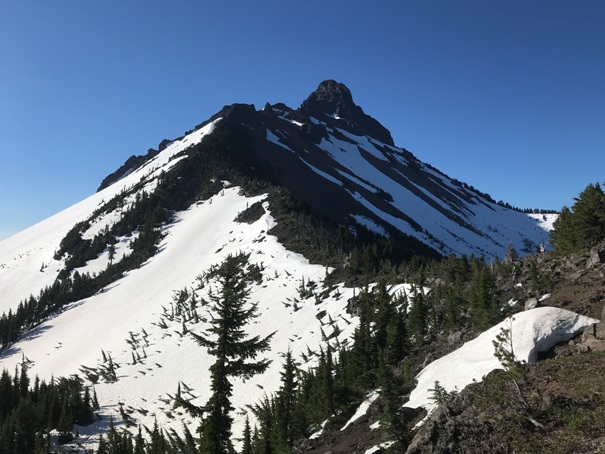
[308,125,553,257]
[0,119,221,312]
[338,305,598,453]
[0,187,361,450]
[0,116,363,449]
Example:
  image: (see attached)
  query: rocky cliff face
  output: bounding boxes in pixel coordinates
[299,79,395,146]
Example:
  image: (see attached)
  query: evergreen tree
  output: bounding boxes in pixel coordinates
[551,182,605,254]
[504,243,519,264]
[275,349,298,450]
[385,304,409,365]
[187,253,274,454]
[0,367,97,453]
[408,285,428,340]
[248,396,276,454]
[348,285,377,383]
[550,206,576,253]
[241,416,253,454]
[377,352,410,450]
[373,280,395,352]
[570,182,605,250]
[444,277,464,331]
[468,258,498,329]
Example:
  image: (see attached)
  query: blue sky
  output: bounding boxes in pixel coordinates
[1,1,604,240]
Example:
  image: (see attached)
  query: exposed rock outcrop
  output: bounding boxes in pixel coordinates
[579,306,605,352]
[299,80,395,146]
[587,241,605,269]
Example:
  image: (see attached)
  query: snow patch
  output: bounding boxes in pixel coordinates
[405,307,598,419]
[300,160,343,187]
[341,389,380,431]
[351,215,389,237]
[266,128,295,153]
[0,186,361,448]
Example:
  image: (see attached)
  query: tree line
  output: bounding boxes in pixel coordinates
[550,182,605,254]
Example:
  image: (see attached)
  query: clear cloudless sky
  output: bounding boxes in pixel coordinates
[1,1,604,240]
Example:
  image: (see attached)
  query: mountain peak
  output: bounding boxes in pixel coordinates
[299,80,394,146]
[300,80,356,118]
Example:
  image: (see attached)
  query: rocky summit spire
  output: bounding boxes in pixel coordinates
[299,80,394,146]
[299,80,357,119]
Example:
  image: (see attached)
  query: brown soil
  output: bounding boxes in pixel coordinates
[297,423,384,453]
[407,352,605,454]
[539,257,605,319]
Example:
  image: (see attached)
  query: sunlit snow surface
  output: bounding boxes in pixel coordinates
[341,389,380,431]
[341,305,597,453]
[0,119,221,310]
[0,187,360,450]
[266,116,555,258]
[0,117,362,449]
[405,306,598,420]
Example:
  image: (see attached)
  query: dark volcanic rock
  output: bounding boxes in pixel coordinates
[97,148,160,192]
[234,201,265,224]
[299,80,394,146]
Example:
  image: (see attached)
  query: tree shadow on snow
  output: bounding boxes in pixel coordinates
[0,322,53,360]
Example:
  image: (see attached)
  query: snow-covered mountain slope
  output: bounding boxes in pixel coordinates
[0,186,361,449]
[270,115,553,257]
[0,119,220,312]
[0,81,554,313]
[168,80,553,259]
[0,79,559,448]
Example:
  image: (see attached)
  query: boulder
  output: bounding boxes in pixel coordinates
[587,244,605,269]
[524,298,539,311]
[582,335,605,352]
[566,257,586,270]
[579,307,605,346]
[582,323,597,342]
[595,306,605,340]
[447,331,463,345]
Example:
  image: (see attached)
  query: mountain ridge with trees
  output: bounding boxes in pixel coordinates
[1,82,601,453]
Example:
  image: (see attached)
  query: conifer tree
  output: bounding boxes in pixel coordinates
[377,352,410,450]
[469,258,497,329]
[385,305,409,365]
[248,396,276,454]
[408,285,428,340]
[444,277,464,331]
[551,182,605,253]
[134,427,145,454]
[373,280,395,352]
[275,349,298,449]
[348,285,377,383]
[242,416,253,454]
[550,206,576,253]
[570,182,605,249]
[187,253,274,454]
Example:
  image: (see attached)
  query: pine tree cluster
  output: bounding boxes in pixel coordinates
[0,364,98,452]
[550,182,605,254]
